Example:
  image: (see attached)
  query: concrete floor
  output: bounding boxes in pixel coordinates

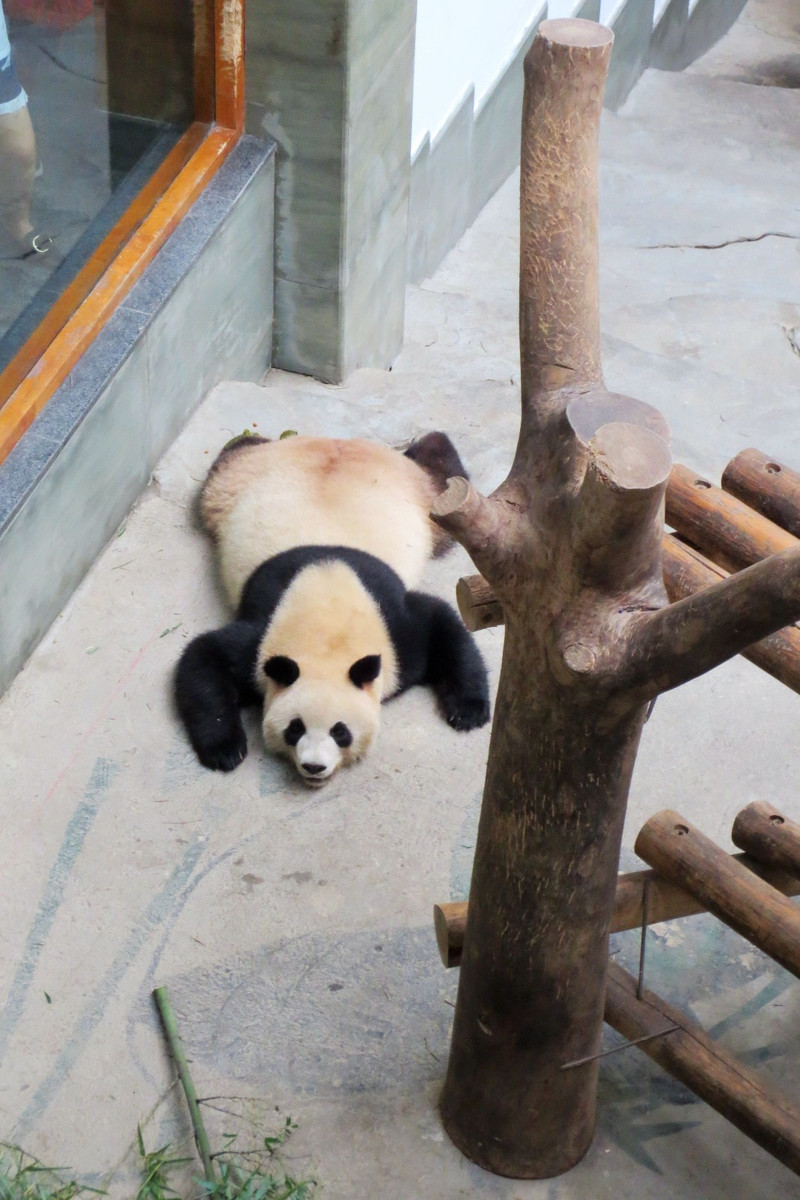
[2,1,800,1195]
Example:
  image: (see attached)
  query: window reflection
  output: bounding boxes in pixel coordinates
[0,0,211,380]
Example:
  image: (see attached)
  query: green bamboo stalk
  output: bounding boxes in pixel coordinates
[152,986,217,1184]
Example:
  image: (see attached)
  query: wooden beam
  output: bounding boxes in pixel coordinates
[732,801,800,876]
[194,0,217,125]
[723,449,800,538]
[434,856,800,969]
[636,810,800,979]
[216,0,245,134]
[604,961,800,1176]
[666,463,797,573]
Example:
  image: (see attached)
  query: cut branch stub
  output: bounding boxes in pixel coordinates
[507,387,671,525]
[571,420,671,595]
[519,19,613,401]
[456,529,800,695]
[662,538,800,695]
[566,389,670,446]
[431,475,527,589]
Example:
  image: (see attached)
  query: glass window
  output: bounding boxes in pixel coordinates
[0,0,214,394]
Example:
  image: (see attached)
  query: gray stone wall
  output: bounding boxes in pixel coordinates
[245,0,415,383]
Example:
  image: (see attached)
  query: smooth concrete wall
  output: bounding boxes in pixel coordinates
[0,137,275,697]
[246,0,415,383]
[407,0,746,284]
[649,0,749,71]
[411,0,541,154]
[604,0,656,110]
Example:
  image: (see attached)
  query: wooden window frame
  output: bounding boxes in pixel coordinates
[0,0,245,463]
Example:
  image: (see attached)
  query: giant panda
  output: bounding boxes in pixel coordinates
[174,431,490,786]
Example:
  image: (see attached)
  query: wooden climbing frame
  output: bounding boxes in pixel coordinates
[442,449,800,1176]
[431,13,800,1182]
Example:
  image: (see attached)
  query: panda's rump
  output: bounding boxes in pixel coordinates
[202,437,437,607]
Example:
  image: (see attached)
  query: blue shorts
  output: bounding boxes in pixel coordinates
[0,46,27,116]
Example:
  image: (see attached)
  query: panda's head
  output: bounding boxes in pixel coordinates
[261,653,382,786]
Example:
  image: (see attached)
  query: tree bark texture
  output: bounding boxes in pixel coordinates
[457,531,800,696]
[437,20,660,1178]
[518,22,612,400]
[661,538,800,695]
[435,19,800,1180]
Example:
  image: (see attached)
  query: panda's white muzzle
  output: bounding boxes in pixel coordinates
[293,731,340,785]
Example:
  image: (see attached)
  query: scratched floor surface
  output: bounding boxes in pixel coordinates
[2,3,800,1196]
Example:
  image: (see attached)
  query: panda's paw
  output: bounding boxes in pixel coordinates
[442,688,491,732]
[195,724,248,772]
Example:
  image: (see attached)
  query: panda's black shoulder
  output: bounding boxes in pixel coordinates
[237,545,408,630]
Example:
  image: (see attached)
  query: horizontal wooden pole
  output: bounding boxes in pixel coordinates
[723,449,800,539]
[434,855,800,969]
[666,463,797,573]
[635,810,800,979]
[455,452,800,632]
[605,960,800,1176]
[732,801,800,876]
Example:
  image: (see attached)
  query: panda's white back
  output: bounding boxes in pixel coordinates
[200,436,437,607]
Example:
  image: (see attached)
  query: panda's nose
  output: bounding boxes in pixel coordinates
[301,762,327,775]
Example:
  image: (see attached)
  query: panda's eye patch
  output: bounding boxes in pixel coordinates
[284,718,306,747]
[330,722,352,748]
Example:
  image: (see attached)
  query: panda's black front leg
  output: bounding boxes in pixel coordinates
[406,592,491,731]
[174,620,263,771]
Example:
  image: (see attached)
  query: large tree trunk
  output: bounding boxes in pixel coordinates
[435,18,800,1180]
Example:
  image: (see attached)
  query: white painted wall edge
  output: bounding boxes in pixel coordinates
[412,0,672,157]
[412,0,542,154]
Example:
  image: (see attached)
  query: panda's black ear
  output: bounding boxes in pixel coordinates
[264,655,300,687]
[349,654,381,688]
